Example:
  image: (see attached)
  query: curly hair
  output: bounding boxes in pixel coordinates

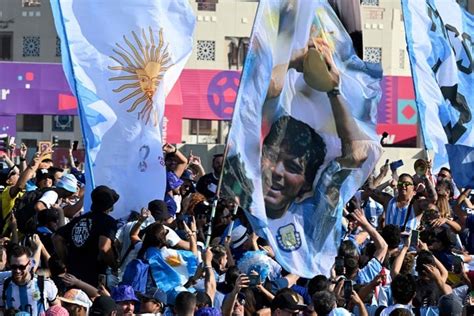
[185,193,207,215]
[263,116,326,185]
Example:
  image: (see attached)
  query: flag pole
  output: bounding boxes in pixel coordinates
[203,1,262,249]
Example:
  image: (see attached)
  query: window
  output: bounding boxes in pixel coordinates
[22,36,40,57]
[0,32,12,61]
[55,36,61,57]
[56,140,71,148]
[196,0,218,11]
[22,0,41,7]
[190,120,212,135]
[52,115,74,132]
[22,139,38,150]
[361,0,379,6]
[22,115,43,132]
[399,49,405,69]
[363,47,382,64]
[197,40,215,61]
[226,37,250,70]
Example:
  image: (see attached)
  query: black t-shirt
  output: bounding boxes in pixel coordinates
[57,211,117,286]
[414,279,442,308]
[196,173,218,199]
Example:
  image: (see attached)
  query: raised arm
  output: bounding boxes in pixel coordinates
[163,143,188,178]
[351,209,388,263]
[454,189,471,227]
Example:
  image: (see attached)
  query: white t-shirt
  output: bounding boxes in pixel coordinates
[1,276,58,315]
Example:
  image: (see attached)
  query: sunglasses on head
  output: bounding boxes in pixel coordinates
[397,181,414,188]
[11,260,30,271]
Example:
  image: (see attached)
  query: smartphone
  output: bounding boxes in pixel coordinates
[410,230,419,248]
[389,159,404,171]
[335,256,345,276]
[452,256,463,274]
[182,215,193,226]
[98,274,106,287]
[400,233,409,246]
[8,136,15,146]
[248,274,259,287]
[73,140,79,151]
[343,280,353,301]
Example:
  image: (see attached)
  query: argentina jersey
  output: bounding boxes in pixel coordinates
[385,198,419,232]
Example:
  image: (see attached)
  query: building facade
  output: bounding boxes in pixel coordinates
[0,0,258,147]
[0,0,472,148]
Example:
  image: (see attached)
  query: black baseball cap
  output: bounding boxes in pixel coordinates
[89,295,120,315]
[148,199,170,221]
[271,290,306,312]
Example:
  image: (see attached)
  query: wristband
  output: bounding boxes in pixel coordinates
[327,87,340,97]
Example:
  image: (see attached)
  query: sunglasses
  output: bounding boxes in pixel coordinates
[11,260,30,271]
[397,181,414,188]
[283,309,302,316]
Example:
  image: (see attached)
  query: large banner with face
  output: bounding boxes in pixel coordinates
[50,0,195,218]
[222,0,383,277]
[402,0,474,185]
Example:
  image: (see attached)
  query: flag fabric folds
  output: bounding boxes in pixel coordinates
[221,0,382,277]
[146,247,198,293]
[50,0,195,218]
[401,0,474,177]
[446,144,474,188]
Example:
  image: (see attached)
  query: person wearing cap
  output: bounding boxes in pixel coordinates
[229,225,253,262]
[0,149,50,232]
[270,288,307,316]
[45,304,69,316]
[59,288,92,316]
[89,295,121,316]
[35,173,84,218]
[111,284,139,315]
[137,288,167,315]
[53,185,119,287]
[196,154,223,200]
[117,200,191,278]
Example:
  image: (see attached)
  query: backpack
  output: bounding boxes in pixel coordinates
[121,258,155,294]
[2,275,46,314]
[13,188,52,234]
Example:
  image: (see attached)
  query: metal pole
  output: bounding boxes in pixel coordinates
[205,198,218,248]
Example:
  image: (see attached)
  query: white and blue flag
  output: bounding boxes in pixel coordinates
[221,0,382,277]
[446,144,474,188]
[402,0,474,177]
[51,0,195,218]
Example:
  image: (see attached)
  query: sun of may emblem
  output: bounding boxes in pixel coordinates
[109,27,173,126]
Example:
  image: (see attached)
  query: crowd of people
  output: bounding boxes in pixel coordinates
[0,141,473,316]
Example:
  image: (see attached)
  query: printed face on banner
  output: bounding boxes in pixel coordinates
[261,116,326,219]
[109,27,173,126]
[222,1,382,277]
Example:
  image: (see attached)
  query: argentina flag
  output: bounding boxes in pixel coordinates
[50,0,195,218]
[402,0,474,174]
[221,0,382,277]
